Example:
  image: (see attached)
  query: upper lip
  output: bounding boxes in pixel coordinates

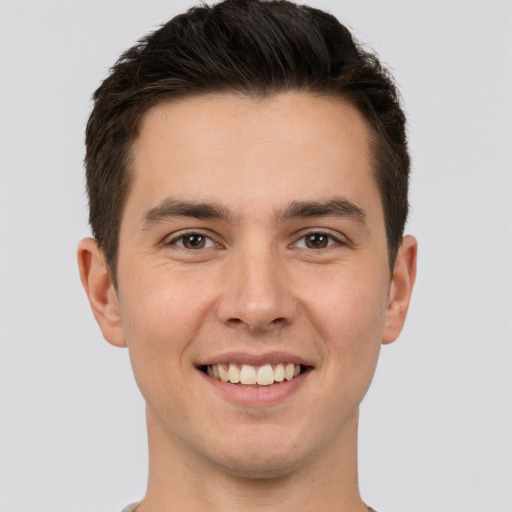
[196,351,314,368]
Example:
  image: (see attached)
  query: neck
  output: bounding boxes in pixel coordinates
[138,407,368,512]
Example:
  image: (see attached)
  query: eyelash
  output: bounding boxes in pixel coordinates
[166,232,219,250]
[166,230,345,251]
[292,232,343,250]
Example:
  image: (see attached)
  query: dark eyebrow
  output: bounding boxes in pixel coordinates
[139,198,232,229]
[140,196,366,230]
[275,198,367,224]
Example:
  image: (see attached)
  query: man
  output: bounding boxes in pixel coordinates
[78,0,417,510]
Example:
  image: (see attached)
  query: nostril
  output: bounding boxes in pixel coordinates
[225,316,288,332]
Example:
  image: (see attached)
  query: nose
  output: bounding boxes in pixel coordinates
[216,245,297,333]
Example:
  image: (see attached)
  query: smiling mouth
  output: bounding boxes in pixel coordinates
[200,363,308,386]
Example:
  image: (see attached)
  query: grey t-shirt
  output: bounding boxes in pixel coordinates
[121,504,378,511]
[121,504,138,512]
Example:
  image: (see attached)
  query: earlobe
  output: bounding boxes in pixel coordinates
[77,237,127,348]
[382,235,418,345]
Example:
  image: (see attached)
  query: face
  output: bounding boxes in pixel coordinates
[81,92,415,479]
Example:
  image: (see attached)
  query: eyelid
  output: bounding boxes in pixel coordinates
[291,229,348,249]
[163,229,223,249]
[161,228,348,250]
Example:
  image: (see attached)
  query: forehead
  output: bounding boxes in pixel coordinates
[127,92,381,221]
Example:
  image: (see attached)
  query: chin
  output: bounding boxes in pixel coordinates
[214,451,304,480]
[204,426,314,480]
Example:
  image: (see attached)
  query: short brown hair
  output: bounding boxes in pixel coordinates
[85,0,410,284]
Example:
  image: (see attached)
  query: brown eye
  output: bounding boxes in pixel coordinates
[170,233,216,249]
[304,233,330,249]
[182,234,207,249]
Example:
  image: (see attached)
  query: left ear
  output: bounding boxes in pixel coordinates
[382,235,418,345]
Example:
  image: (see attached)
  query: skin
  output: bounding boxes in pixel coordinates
[78,92,417,512]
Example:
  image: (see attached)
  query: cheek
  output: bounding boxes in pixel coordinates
[301,267,388,388]
[120,266,212,337]
[116,271,208,379]
[117,275,209,417]
[303,267,389,342]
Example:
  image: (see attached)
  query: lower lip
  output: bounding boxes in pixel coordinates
[199,370,310,406]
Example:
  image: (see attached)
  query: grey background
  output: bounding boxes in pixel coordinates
[1,1,511,511]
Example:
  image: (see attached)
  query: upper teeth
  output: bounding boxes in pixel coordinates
[206,363,301,386]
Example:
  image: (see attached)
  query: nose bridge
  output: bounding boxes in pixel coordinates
[216,238,294,331]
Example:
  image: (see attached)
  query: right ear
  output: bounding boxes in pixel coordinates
[77,237,127,348]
